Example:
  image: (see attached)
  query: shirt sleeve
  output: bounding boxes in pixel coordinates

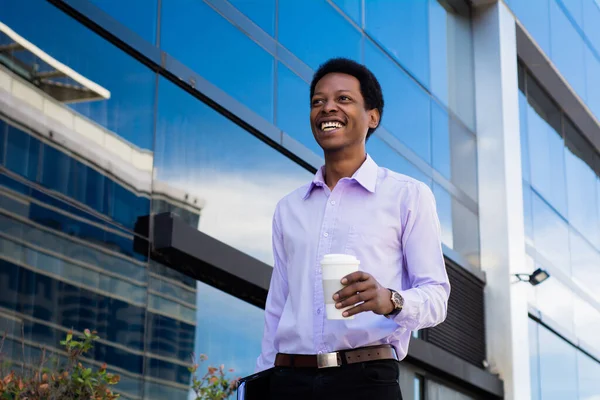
[255,203,289,372]
[392,182,451,330]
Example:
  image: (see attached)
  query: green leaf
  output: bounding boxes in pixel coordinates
[66,332,73,342]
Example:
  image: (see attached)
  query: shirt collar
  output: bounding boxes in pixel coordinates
[303,154,378,199]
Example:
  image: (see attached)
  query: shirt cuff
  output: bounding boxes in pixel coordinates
[391,288,422,329]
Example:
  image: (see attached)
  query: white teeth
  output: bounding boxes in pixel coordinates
[320,121,343,131]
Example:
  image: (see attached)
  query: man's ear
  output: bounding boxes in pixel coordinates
[368,109,380,130]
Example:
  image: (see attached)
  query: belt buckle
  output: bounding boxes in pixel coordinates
[317,352,341,368]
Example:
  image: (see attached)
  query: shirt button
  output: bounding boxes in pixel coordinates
[330,200,336,205]
[317,308,321,315]
[324,232,329,237]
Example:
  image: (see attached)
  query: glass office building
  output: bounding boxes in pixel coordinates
[0,0,597,399]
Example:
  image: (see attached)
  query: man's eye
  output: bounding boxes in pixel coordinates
[311,99,323,106]
[339,96,351,101]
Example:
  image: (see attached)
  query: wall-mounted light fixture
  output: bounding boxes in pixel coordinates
[513,268,550,286]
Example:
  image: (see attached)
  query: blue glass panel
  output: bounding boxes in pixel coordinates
[583,0,600,55]
[538,325,578,400]
[585,47,600,122]
[432,101,451,180]
[367,136,431,186]
[565,142,599,247]
[559,0,584,27]
[528,319,541,400]
[89,0,158,44]
[277,63,316,153]
[195,281,264,380]
[333,0,361,25]
[527,102,568,217]
[569,230,600,300]
[41,144,70,195]
[5,125,39,181]
[531,192,571,274]
[155,76,313,265]
[523,184,534,247]
[365,42,431,163]
[161,0,274,122]
[519,91,531,182]
[429,0,449,105]
[578,351,600,400]
[228,0,276,36]
[2,0,156,150]
[550,0,587,100]
[365,0,430,88]
[510,0,552,57]
[278,0,361,70]
[535,271,575,332]
[432,184,453,250]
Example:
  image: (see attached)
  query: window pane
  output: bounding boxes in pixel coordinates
[332,0,361,25]
[368,136,431,187]
[89,0,158,44]
[578,350,600,400]
[509,0,551,57]
[2,0,156,150]
[432,102,478,201]
[414,375,423,400]
[155,76,313,265]
[535,274,575,334]
[446,10,476,130]
[564,130,599,247]
[433,183,481,267]
[278,0,361,70]
[549,0,586,100]
[451,194,480,268]
[573,295,600,353]
[527,101,567,216]
[570,230,600,302]
[583,0,600,63]
[538,325,578,400]
[365,42,431,163]
[528,319,541,400]
[276,64,316,153]
[161,0,274,122]
[429,0,448,105]
[585,45,600,123]
[562,0,583,27]
[433,184,453,250]
[5,125,39,181]
[365,0,430,88]
[228,0,276,36]
[195,281,264,380]
[532,188,571,275]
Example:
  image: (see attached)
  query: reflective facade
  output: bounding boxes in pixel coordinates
[9,0,595,399]
[513,1,600,399]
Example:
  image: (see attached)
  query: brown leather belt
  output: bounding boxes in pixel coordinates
[274,344,398,369]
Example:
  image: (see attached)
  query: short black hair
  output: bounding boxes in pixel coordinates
[310,58,384,139]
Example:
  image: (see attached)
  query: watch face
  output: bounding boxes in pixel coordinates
[392,292,403,309]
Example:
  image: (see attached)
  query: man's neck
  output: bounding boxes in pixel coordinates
[323,148,367,190]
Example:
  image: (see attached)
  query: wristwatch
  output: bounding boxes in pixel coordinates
[385,289,404,319]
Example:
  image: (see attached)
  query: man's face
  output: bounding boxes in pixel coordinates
[310,72,380,153]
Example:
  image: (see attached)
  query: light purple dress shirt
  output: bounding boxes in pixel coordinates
[256,155,450,372]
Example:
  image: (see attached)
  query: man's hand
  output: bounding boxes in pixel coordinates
[332,271,394,317]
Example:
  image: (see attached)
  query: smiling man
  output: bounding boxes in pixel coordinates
[255,58,450,400]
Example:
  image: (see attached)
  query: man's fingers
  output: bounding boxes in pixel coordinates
[333,280,372,301]
[340,271,369,285]
[335,289,377,309]
[342,299,376,317]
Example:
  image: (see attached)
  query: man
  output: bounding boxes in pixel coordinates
[255,58,450,400]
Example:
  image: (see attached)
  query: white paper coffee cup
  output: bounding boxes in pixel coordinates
[321,254,360,320]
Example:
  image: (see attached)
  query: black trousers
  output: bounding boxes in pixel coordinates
[269,359,403,400]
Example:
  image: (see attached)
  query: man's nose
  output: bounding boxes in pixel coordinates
[323,99,338,113]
